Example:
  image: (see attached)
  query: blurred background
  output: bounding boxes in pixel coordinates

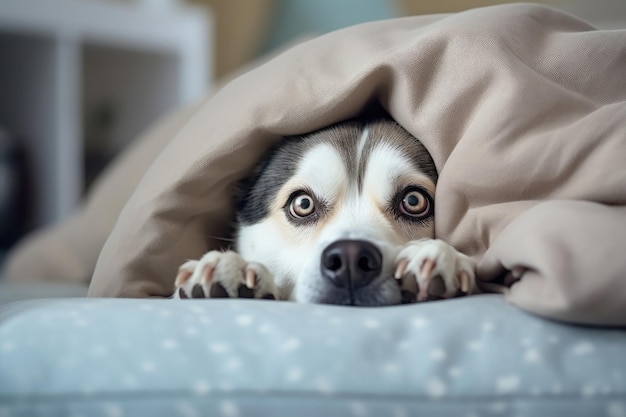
[0,0,625,263]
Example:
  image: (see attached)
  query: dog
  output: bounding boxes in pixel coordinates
[172,117,475,306]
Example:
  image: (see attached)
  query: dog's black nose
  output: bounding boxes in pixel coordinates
[321,240,382,289]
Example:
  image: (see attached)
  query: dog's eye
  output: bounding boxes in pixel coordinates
[289,192,315,218]
[400,189,430,218]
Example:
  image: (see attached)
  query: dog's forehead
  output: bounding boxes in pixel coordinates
[298,120,437,189]
[294,144,346,199]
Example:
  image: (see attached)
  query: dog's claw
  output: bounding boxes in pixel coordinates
[458,271,470,293]
[420,259,436,280]
[201,264,215,284]
[245,269,257,289]
[394,258,409,279]
[394,239,476,304]
[173,251,277,300]
[416,276,432,302]
[174,268,193,287]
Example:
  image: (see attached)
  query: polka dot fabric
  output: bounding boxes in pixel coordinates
[0,295,625,416]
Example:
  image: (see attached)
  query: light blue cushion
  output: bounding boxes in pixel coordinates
[0,295,625,417]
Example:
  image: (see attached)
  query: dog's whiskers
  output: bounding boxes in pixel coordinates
[206,235,236,243]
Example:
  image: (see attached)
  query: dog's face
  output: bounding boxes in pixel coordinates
[236,120,438,306]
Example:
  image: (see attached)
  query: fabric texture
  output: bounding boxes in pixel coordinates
[1,295,625,417]
[87,4,626,325]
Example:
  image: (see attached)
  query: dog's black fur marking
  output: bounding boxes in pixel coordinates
[236,135,310,226]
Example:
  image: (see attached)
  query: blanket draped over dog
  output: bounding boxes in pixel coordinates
[84,4,626,325]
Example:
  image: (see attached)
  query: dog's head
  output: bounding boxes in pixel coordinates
[236,119,437,306]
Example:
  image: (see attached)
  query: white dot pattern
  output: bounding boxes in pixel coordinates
[0,296,623,417]
[496,375,520,394]
[220,401,239,417]
[607,402,626,417]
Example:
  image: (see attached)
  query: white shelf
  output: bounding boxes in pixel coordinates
[0,0,212,226]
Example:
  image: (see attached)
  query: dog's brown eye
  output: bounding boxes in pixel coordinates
[400,189,430,217]
[289,193,315,218]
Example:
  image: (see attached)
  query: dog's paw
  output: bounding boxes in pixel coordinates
[172,251,278,300]
[394,239,475,302]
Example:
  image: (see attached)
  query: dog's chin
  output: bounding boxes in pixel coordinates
[295,275,402,307]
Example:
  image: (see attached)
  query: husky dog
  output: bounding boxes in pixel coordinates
[173,118,475,306]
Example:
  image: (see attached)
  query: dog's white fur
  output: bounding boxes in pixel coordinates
[173,120,475,306]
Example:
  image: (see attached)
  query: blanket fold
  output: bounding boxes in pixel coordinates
[88,4,626,326]
[478,201,626,326]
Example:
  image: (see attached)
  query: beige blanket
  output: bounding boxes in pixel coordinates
[43,4,626,325]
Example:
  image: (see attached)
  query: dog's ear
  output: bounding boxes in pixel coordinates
[233,134,306,216]
[234,147,274,214]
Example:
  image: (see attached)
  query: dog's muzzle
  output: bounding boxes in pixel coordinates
[320,239,382,291]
